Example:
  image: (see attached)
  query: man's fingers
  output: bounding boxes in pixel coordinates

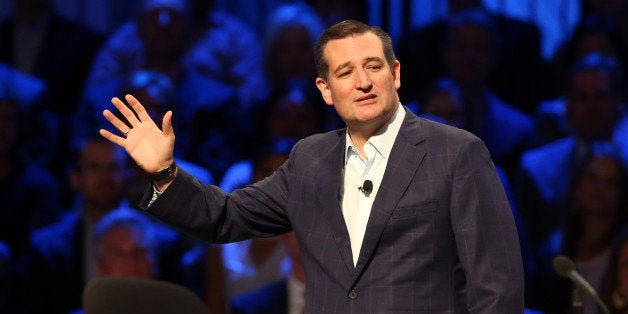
[111,96,141,125]
[103,109,131,135]
[99,129,126,147]
[161,111,174,135]
[125,94,153,124]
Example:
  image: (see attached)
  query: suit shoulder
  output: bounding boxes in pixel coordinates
[294,129,344,151]
[416,116,482,144]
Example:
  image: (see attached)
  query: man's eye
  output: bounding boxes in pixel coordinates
[338,71,350,77]
[367,65,382,71]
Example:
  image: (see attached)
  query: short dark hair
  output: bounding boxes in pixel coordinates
[570,52,624,97]
[314,20,396,81]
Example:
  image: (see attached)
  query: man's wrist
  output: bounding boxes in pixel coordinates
[150,162,177,182]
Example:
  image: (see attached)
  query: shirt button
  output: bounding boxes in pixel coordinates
[348,289,358,300]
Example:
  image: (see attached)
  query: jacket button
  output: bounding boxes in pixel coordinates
[348,289,358,300]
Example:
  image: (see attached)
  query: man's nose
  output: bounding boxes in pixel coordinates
[354,69,372,90]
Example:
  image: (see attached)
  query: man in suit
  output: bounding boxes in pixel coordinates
[100,20,524,312]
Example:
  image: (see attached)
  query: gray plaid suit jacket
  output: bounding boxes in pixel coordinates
[143,108,524,313]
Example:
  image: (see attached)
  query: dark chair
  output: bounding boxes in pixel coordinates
[82,277,210,314]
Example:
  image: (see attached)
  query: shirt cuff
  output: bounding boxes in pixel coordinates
[147,183,163,207]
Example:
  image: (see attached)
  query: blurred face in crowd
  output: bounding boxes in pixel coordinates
[71,141,129,218]
[576,31,619,61]
[316,31,400,132]
[268,88,320,140]
[138,7,187,59]
[253,153,288,183]
[423,89,466,129]
[567,69,621,141]
[444,23,494,87]
[573,156,623,217]
[271,25,317,82]
[97,225,154,278]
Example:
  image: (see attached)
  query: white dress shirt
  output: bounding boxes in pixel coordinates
[342,104,405,266]
[287,275,305,314]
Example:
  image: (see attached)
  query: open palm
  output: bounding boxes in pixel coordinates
[99,94,175,174]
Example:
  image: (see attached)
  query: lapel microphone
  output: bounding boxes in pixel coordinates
[358,180,373,196]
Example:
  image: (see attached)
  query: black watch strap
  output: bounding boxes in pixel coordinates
[150,162,177,182]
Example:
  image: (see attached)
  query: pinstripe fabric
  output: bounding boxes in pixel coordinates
[145,107,524,313]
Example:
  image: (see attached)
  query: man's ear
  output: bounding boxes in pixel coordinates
[316,77,333,106]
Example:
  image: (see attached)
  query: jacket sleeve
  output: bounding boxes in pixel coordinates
[141,159,293,244]
[449,137,525,312]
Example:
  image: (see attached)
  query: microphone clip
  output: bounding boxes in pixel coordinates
[358,180,373,196]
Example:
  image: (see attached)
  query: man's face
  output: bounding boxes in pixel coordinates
[567,69,620,141]
[71,141,128,211]
[444,23,493,86]
[316,32,400,131]
[97,226,153,278]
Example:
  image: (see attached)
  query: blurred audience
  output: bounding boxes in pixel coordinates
[0,86,61,258]
[416,76,466,129]
[81,0,265,179]
[526,147,628,314]
[517,52,628,248]
[220,78,327,192]
[537,15,628,144]
[440,8,537,178]
[0,0,104,182]
[0,0,104,114]
[67,204,187,314]
[600,227,628,314]
[27,137,131,314]
[397,0,546,114]
[261,2,325,95]
[231,232,305,314]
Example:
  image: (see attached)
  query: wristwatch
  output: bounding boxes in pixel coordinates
[150,162,177,182]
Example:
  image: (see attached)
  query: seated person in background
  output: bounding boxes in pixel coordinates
[69,204,186,314]
[93,206,159,278]
[416,76,466,129]
[517,52,628,248]
[601,227,628,314]
[537,15,628,144]
[220,143,293,304]
[220,78,327,192]
[397,1,545,114]
[81,0,264,179]
[441,8,538,179]
[231,232,305,314]
[262,2,325,87]
[28,137,131,314]
[525,146,628,313]
[0,84,62,258]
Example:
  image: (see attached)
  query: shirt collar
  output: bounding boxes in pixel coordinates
[345,104,405,164]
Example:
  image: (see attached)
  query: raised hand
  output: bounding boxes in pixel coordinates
[99,94,175,175]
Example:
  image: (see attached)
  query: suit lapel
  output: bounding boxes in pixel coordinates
[354,110,427,274]
[315,129,357,274]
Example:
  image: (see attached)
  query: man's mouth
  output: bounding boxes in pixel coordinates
[355,94,376,104]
